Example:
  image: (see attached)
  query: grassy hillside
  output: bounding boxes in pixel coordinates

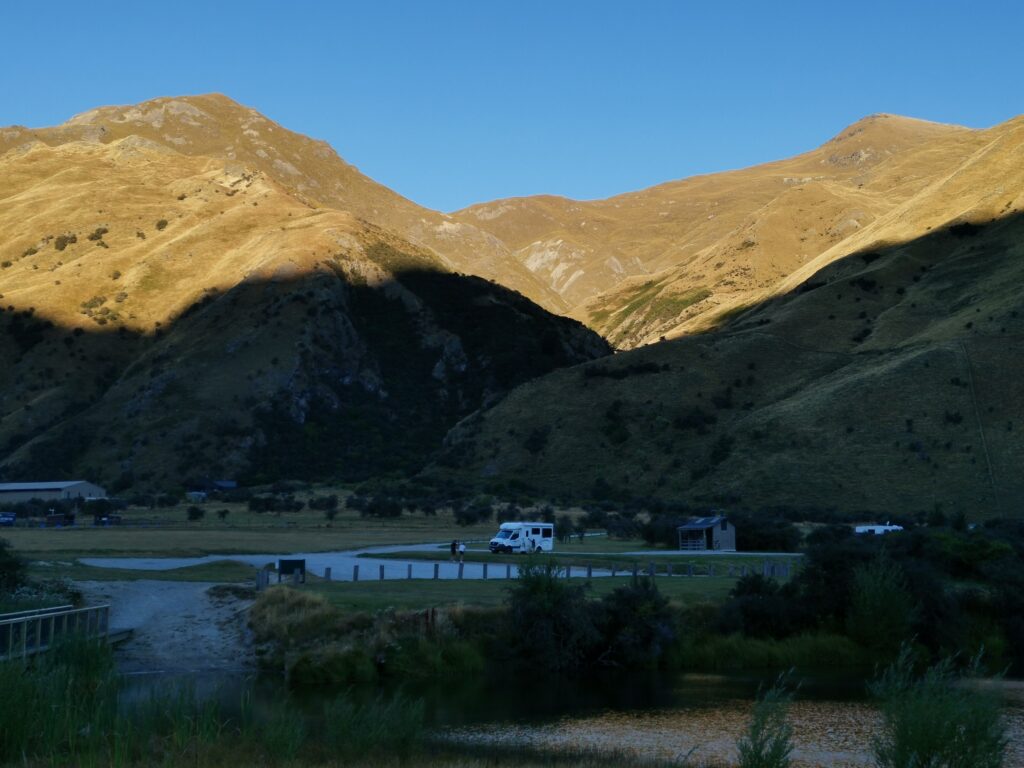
[456,114,1024,347]
[0,122,608,489]
[431,212,1024,517]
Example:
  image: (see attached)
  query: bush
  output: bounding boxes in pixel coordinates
[186,506,205,522]
[717,575,809,639]
[870,648,1007,768]
[593,578,676,669]
[308,494,339,512]
[0,538,24,591]
[453,499,492,525]
[736,680,794,768]
[845,558,916,656]
[155,219,168,231]
[54,234,77,251]
[506,561,598,672]
[363,496,402,518]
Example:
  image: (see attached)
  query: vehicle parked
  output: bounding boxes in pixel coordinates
[0,512,16,527]
[489,522,554,553]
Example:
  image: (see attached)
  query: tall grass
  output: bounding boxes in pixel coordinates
[0,632,434,766]
[870,647,1007,768]
[736,679,794,768]
[678,631,867,672]
[320,692,424,757]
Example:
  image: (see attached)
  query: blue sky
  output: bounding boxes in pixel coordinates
[2,1,1022,211]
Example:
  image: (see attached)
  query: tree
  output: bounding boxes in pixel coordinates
[506,561,598,672]
[593,578,675,668]
[555,514,574,543]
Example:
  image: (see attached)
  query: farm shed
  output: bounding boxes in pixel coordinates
[677,515,736,552]
[0,481,107,504]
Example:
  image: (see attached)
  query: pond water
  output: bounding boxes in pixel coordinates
[119,669,1024,767]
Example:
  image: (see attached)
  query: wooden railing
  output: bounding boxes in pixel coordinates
[0,604,111,662]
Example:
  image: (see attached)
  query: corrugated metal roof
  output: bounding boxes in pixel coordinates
[0,481,91,492]
[677,515,727,530]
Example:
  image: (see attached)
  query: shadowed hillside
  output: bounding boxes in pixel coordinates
[0,263,607,489]
[431,212,1024,518]
[0,103,608,489]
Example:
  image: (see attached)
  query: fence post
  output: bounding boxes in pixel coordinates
[483,563,488,580]
[566,565,572,579]
[353,564,359,582]
[379,564,385,582]
[324,567,332,581]
[632,563,639,580]
[648,561,655,578]
[667,563,673,578]
[458,563,464,580]
[687,564,694,577]
[586,564,593,579]
[506,564,511,579]
[433,563,440,580]
[611,566,617,578]
[709,565,715,578]
[407,563,413,580]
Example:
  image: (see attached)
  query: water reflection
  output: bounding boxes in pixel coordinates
[439,673,1024,768]
[117,670,1024,767]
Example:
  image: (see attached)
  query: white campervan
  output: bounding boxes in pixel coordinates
[489,521,554,554]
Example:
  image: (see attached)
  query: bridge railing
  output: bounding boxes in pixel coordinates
[0,604,111,662]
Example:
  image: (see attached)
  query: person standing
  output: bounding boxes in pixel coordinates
[450,540,457,561]
[458,540,466,563]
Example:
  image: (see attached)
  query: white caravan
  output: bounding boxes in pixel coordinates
[489,522,554,553]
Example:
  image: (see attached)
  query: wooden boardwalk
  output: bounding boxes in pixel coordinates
[0,604,121,662]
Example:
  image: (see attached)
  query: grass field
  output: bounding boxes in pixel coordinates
[2,506,500,558]
[305,573,737,612]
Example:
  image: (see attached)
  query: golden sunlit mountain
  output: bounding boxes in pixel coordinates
[456,113,1024,348]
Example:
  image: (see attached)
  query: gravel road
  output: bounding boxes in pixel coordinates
[74,580,254,673]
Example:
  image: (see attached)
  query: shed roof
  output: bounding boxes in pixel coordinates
[677,515,728,531]
[0,481,92,492]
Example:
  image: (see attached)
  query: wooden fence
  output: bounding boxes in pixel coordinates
[0,604,111,663]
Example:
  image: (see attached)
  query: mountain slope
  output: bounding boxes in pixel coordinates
[455,114,1024,347]
[1,93,565,311]
[0,111,608,488]
[432,208,1024,517]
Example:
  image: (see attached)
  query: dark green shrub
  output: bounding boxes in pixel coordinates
[593,578,676,669]
[54,234,77,251]
[0,538,24,591]
[871,649,1006,768]
[186,506,204,522]
[506,561,598,672]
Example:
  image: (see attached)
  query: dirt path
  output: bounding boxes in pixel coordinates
[74,580,254,673]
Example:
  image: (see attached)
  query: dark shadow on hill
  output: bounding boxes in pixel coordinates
[430,209,1024,514]
[0,265,610,488]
